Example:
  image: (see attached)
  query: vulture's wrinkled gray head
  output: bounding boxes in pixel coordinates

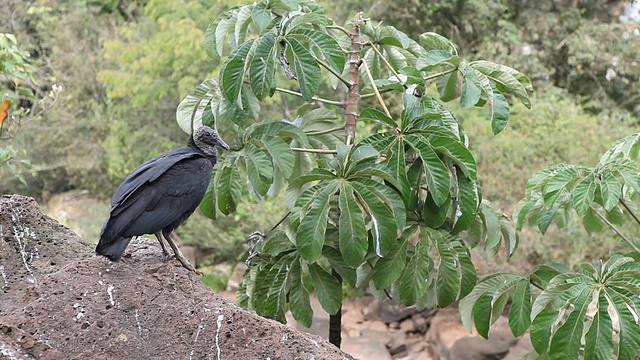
[192,126,229,156]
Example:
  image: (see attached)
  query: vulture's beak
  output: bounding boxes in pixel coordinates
[217,137,230,150]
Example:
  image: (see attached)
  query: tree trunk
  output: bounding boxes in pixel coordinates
[329,269,343,348]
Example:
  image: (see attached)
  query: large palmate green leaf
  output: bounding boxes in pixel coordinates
[372,235,409,290]
[431,230,477,307]
[469,60,532,108]
[286,37,322,101]
[459,272,520,333]
[204,5,245,58]
[200,152,241,219]
[600,132,640,164]
[288,144,405,265]
[244,142,274,196]
[461,65,482,108]
[216,165,242,215]
[509,278,532,337]
[338,183,368,267]
[398,228,430,305]
[468,200,519,260]
[489,83,510,135]
[176,79,220,133]
[251,252,297,323]
[516,143,640,237]
[249,32,278,100]
[289,259,313,327]
[419,32,458,55]
[250,2,273,34]
[309,263,343,315]
[296,180,339,263]
[220,39,256,105]
[286,26,346,74]
[351,178,405,256]
[463,256,640,359]
[405,134,450,205]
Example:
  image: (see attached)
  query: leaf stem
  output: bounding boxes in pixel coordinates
[275,87,345,107]
[529,279,545,291]
[326,25,352,36]
[361,88,395,98]
[312,54,351,87]
[424,67,458,82]
[291,147,338,154]
[619,198,640,227]
[589,205,640,253]
[306,126,345,136]
[366,42,404,84]
[360,50,392,118]
[270,211,292,233]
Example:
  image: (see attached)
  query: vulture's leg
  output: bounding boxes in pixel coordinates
[154,232,173,258]
[162,230,202,275]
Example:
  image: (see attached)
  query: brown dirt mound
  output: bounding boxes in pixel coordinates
[0,194,353,360]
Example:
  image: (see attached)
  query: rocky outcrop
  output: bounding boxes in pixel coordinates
[0,195,353,360]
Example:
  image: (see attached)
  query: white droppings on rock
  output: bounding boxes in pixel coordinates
[309,338,320,348]
[189,317,206,360]
[11,211,36,276]
[0,344,20,360]
[107,284,115,306]
[282,333,288,344]
[215,314,224,360]
[38,334,51,346]
[135,309,142,336]
[0,265,8,289]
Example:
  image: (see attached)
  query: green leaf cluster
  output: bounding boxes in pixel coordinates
[515,133,640,237]
[461,256,640,359]
[181,0,537,350]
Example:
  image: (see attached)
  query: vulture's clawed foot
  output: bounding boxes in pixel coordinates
[174,255,202,275]
[163,253,176,262]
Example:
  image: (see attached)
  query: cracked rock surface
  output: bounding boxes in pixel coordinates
[0,194,353,360]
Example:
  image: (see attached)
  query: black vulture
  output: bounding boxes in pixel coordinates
[96,125,229,274]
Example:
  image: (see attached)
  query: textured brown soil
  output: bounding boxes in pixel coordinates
[0,194,353,360]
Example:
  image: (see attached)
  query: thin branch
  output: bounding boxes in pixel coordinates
[529,279,545,291]
[424,67,458,82]
[589,204,640,253]
[306,126,345,136]
[1,156,13,165]
[313,54,351,87]
[291,147,338,154]
[275,87,345,107]
[554,29,578,51]
[366,42,404,84]
[270,211,291,233]
[326,25,352,36]
[361,51,392,118]
[361,88,395,98]
[620,198,640,227]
